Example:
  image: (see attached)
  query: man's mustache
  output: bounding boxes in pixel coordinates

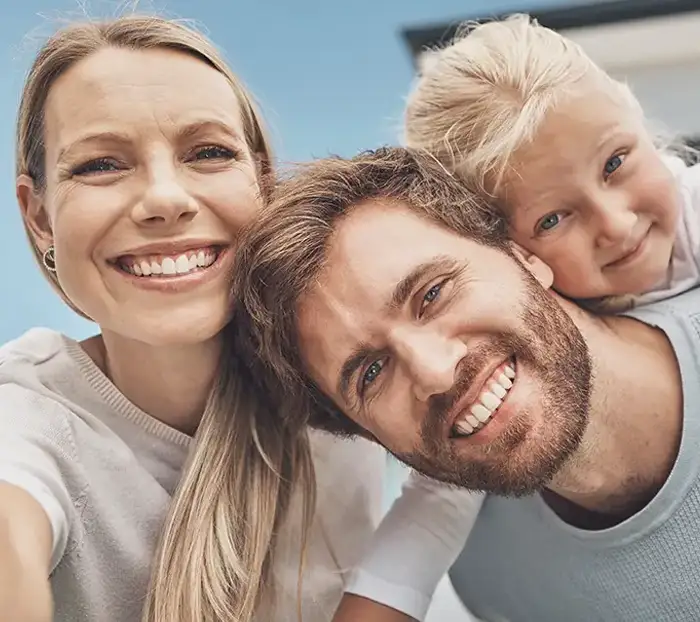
[425,335,524,435]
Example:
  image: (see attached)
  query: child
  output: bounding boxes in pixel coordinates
[405,14,699,311]
[334,14,700,622]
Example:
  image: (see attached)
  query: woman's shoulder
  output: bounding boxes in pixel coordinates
[0,328,81,415]
[0,327,67,371]
[0,331,79,472]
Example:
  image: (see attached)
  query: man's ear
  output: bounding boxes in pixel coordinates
[510,241,554,289]
[16,174,53,252]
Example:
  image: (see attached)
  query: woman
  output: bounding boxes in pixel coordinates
[1,14,384,622]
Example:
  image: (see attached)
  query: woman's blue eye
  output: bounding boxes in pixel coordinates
[604,154,625,177]
[72,158,120,176]
[538,213,561,232]
[362,360,384,388]
[194,146,236,160]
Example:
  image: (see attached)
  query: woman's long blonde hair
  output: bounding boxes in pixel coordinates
[15,14,313,622]
[404,13,641,196]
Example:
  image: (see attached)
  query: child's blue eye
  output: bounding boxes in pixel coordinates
[538,213,561,232]
[604,154,625,178]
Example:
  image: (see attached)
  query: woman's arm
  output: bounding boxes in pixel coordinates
[0,386,79,622]
[0,482,53,621]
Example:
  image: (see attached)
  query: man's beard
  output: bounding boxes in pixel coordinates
[393,270,592,497]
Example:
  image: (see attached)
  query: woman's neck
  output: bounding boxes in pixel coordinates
[82,330,222,436]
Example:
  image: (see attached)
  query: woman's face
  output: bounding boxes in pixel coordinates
[19,46,262,346]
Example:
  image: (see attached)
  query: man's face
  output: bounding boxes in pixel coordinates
[296,200,592,495]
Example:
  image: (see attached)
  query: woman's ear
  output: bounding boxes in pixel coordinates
[253,153,273,203]
[17,174,53,251]
[510,241,554,289]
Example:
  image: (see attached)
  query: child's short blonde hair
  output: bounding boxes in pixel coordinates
[404,14,642,196]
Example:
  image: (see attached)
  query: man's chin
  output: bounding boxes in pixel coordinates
[394,431,580,497]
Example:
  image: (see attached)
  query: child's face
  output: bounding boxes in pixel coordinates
[502,92,679,300]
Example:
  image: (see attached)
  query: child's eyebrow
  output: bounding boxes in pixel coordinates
[592,124,633,154]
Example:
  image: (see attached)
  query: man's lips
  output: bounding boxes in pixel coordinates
[447,357,516,437]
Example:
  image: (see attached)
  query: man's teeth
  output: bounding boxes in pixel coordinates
[453,363,516,436]
[121,249,218,277]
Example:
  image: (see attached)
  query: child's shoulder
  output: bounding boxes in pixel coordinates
[674,161,700,220]
[661,153,700,221]
[662,152,690,177]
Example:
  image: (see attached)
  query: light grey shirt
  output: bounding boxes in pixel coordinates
[0,328,385,621]
[449,286,700,622]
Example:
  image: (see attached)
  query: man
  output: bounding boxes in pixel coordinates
[231,147,696,622]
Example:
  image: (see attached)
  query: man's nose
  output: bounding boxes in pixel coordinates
[394,329,468,402]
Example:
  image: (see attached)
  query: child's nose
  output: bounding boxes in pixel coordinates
[594,202,638,248]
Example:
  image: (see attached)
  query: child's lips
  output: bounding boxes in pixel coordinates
[605,229,650,269]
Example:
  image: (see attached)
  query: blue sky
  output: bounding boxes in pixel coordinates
[0,0,573,342]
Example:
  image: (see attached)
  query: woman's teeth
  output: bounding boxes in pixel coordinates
[453,362,516,437]
[119,249,219,277]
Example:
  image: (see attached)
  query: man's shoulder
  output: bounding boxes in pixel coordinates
[625,289,700,402]
[625,288,700,329]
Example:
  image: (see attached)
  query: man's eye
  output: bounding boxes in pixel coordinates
[361,360,384,391]
[419,282,443,317]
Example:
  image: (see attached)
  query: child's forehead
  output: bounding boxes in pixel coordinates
[505,94,641,180]
[497,99,642,210]
[533,92,639,150]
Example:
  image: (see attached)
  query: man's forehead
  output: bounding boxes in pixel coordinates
[295,203,439,387]
[325,200,460,275]
[328,200,425,254]
[295,271,374,399]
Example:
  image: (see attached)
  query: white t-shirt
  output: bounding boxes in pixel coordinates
[345,157,700,621]
[347,472,483,620]
[0,328,385,622]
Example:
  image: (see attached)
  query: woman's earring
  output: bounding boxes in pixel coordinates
[43,245,57,273]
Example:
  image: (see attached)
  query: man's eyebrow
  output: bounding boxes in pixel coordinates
[386,255,461,312]
[336,255,461,403]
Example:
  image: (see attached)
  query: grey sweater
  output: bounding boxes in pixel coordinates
[0,328,385,621]
[450,286,700,622]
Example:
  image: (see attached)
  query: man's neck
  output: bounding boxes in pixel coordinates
[545,302,683,523]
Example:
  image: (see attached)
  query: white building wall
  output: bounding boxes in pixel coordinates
[564,11,700,137]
